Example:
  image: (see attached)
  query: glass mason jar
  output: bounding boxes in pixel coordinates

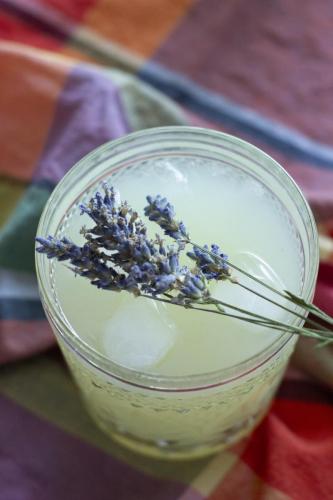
[36,127,318,459]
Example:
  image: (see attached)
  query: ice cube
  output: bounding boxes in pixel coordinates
[223,251,285,306]
[102,297,177,370]
[212,251,288,339]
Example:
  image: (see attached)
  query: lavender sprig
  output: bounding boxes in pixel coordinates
[144,195,188,240]
[37,185,210,305]
[143,195,232,281]
[36,185,333,346]
[35,236,140,294]
[187,244,231,281]
[143,192,333,343]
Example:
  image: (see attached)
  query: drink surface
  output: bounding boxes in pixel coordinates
[54,157,303,376]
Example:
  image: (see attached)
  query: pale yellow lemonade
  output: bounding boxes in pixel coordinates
[53,158,303,458]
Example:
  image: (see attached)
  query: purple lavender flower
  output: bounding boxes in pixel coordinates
[80,184,117,225]
[187,244,230,281]
[177,272,208,301]
[36,185,213,303]
[36,235,136,293]
[144,195,188,240]
[154,274,177,294]
[36,236,82,261]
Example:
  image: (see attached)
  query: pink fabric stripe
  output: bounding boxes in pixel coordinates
[33,64,130,183]
[0,320,54,364]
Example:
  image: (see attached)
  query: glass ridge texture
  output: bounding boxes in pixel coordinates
[36,127,319,459]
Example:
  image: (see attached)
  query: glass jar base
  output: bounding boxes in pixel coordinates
[92,406,269,461]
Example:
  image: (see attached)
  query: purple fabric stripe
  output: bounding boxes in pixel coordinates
[34,64,130,184]
[152,0,333,147]
[0,394,198,500]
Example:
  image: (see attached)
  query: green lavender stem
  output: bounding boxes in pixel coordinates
[141,293,331,344]
[189,240,332,329]
[236,282,329,332]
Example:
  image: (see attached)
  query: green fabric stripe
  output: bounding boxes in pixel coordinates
[0,184,51,272]
[108,69,187,131]
[0,352,210,482]
[0,178,26,230]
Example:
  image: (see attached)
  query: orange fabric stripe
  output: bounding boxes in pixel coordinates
[81,0,194,57]
[38,0,98,21]
[0,43,71,181]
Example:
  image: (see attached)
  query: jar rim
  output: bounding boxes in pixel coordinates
[35,126,319,392]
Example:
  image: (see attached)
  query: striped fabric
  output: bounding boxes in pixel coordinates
[0,1,332,499]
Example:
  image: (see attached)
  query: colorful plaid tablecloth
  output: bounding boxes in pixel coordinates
[1,1,333,499]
